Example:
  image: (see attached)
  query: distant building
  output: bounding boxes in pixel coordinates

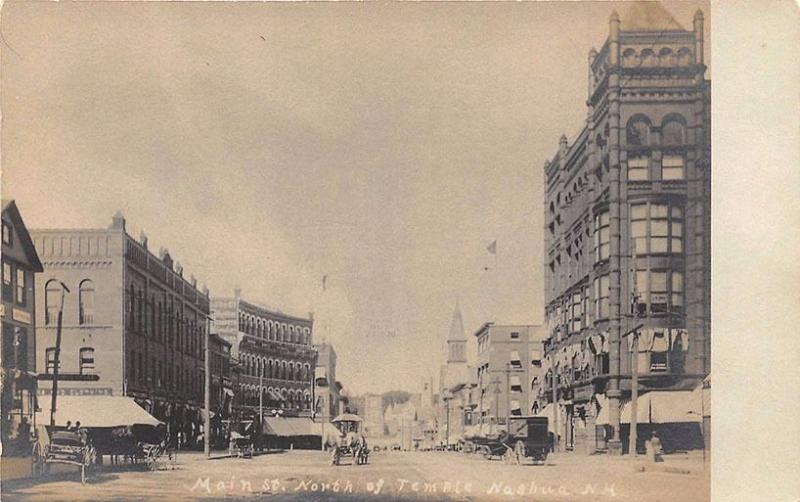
[437,301,468,445]
[362,393,385,437]
[542,4,710,455]
[313,342,340,420]
[211,289,315,416]
[1,200,44,454]
[30,212,210,442]
[474,323,545,428]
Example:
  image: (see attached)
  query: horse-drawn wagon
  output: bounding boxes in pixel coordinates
[330,413,369,466]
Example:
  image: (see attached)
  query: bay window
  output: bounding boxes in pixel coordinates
[630,202,684,255]
[594,211,610,262]
[594,275,610,319]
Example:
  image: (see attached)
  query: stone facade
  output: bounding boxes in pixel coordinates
[542,4,710,455]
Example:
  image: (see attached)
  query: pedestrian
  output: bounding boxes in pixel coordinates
[646,431,663,462]
[65,420,72,431]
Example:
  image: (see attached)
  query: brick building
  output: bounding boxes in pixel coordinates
[211,290,315,417]
[542,4,710,455]
[1,200,44,455]
[31,212,211,444]
[474,324,546,430]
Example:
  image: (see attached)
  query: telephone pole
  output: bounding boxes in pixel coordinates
[204,317,211,458]
[49,282,70,427]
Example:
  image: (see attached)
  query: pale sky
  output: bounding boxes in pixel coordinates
[0,1,709,394]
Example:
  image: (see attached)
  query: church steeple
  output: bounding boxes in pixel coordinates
[447,300,466,363]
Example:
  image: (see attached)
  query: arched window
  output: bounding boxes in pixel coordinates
[640,48,657,66]
[622,47,638,67]
[45,280,62,325]
[677,47,692,66]
[78,279,94,324]
[658,47,673,65]
[661,114,687,146]
[626,115,651,146]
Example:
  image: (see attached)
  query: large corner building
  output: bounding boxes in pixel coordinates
[542,4,710,455]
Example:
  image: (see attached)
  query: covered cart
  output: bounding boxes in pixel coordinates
[330,413,368,466]
[34,396,167,481]
[506,415,550,464]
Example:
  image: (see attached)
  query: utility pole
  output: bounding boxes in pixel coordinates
[49,282,70,427]
[259,363,264,425]
[630,330,639,458]
[204,317,211,458]
[551,357,559,452]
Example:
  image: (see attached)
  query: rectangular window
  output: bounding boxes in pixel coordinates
[510,332,520,340]
[509,350,522,369]
[661,155,685,180]
[650,271,668,313]
[594,211,610,262]
[15,269,26,306]
[2,222,11,245]
[571,292,582,333]
[628,156,649,181]
[594,275,610,319]
[79,348,95,375]
[630,202,683,255]
[46,347,58,374]
[2,262,12,302]
[671,271,684,314]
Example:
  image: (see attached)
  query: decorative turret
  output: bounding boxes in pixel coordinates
[694,9,704,65]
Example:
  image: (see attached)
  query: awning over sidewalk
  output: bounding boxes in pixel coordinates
[262,417,334,437]
[38,396,162,428]
[596,391,702,425]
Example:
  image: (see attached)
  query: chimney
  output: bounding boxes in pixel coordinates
[234,287,242,299]
[110,211,126,231]
[190,274,197,288]
[139,231,148,250]
[175,261,183,277]
[202,284,209,297]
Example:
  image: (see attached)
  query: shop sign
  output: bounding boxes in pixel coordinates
[573,385,594,402]
[37,387,114,396]
[12,308,31,324]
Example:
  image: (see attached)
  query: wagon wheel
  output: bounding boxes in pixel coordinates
[479,445,491,460]
[31,443,46,478]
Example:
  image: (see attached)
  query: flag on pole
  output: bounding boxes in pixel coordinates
[487,240,497,255]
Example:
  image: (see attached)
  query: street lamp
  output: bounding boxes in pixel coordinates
[49,281,70,427]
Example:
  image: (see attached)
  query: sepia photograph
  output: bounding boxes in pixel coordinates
[0,0,796,501]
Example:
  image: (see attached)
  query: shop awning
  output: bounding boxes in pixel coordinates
[510,375,522,391]
[268,389,284,401]
[509,350,521,367]
[263,416,318,437]
[619,391,702,424]
[38,396,162,428]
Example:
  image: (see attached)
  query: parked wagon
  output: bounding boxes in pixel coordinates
[34,396,167,481]
[31,428,96,484]
[506,415,550,465]
[227,420,255,458]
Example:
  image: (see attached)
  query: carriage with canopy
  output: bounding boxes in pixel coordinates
[32,396,169,483]
[330,413,368,466]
